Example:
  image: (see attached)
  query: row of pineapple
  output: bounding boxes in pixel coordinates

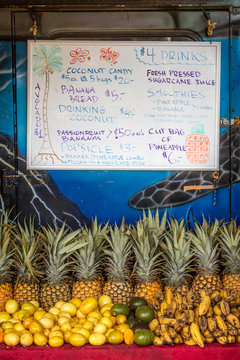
[0,208,240,314]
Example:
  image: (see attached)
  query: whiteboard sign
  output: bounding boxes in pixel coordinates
[27,40,220,170]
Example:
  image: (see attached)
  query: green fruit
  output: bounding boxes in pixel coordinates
[111,303,130,318]
[129,297,147,311]
[134,329,154,346]
[135,305,155,323]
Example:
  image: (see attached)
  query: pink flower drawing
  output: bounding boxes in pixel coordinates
[70,48,90,64]
[100,48,119,64]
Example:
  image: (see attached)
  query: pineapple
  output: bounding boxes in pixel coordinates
[72,218,108,300]
[188,217,222,298]
[102,221,133,305]
[130,217,163,303]
[160,218,194,296]
[0,210,14,310]
[218,220,240,294]
[12,218,43,306]
[39,223,84,310]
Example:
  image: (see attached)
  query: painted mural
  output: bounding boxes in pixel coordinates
[0,36,239,228]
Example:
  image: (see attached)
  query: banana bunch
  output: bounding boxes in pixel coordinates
[150,288,240,347]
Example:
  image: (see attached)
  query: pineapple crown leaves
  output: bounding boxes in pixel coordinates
[188,216,220,275]
[129,221,162,284]
[218,220,240,274]
[39,222,86,285]
[90,217,109,241]
[73,225,107,282]
[142,209,167,242]
[0,209,15,283]
[160,218,194,287]
[103,222,132,282]
[11,217,44,283]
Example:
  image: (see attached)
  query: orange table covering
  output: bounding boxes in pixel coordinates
[1,343,240,360]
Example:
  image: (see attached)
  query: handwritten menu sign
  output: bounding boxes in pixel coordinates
[27,40,220,170]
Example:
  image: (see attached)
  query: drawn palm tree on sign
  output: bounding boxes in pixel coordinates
[32,44,63,165]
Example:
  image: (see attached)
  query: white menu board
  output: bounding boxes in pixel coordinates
[27,40,220,170]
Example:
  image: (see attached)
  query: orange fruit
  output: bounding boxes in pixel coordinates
[48,335,64,348]
[20,332,33,347]
[5,300,18,314]
[34,333,48,346]
[108,330,123,344]
[88,333,106,346]
[4,332,20,346]
[29,321,44,334]
[80,298,98,315]
[23,317,34,329]
[115,314,127,325]
[69,333,86,347]
[98,295,112,308]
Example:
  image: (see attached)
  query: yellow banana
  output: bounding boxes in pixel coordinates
[199,290,207,299]
[182,296,188,310]
[190,322,205,348]
[175,310,182,320]
[227,322,238,336]
[175,293,183,312]
[153,336,165,346]
[206,306,213,318]
[157,312,163,321]
[149,319,159,331]
[194,308,199,322]
[220,289,229,299]
[213,304,222,316]
[204,337,215,344]
[159,317,176,326]
[215,315,228,335]
[187,310,195,324]
[227,335,236,344]
[154,325,161,337]
[160,324,173,344]
[173,334,183,344]
[211,290,221,303]
[181,325,190,341]
[202,328,213,338]
[160,300,168,316]
[168,326,177,339]
[174,319,185,333]
[198,296,211,316]
[219,299,230,316]
[184,337,197,346]
[166,300,177,318]
[213,329,223,337]
[226,313,240,329]
[165,288,174,305]
[231,308,240,318]
[207,317,217,332]
[216,336,228,345]
[180,311,188,323]
[198,316,208,333]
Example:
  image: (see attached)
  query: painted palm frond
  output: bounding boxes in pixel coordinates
[33,45,63,77]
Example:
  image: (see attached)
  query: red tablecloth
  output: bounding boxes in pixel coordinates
[0,343,240,360]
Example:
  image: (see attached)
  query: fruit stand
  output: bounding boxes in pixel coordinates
[0,1,240,357]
